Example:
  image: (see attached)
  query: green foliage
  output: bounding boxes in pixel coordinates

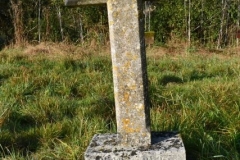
[151,0,239,47]
[2,0,240,47]
[151,0,185,43]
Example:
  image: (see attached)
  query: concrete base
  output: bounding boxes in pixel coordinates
[84,132,186,160]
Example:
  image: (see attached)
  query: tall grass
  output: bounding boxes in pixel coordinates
[149,53,240,159]
[0,46,239,159]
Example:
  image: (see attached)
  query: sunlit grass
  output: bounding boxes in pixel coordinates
[0,47,239,159]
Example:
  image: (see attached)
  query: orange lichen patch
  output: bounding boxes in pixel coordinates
[122,118,140,133]
[125,52,133,58]
[132,54,138,60]
[113,11,119,18]
[109,20,114,26]
[124,61,131,69]
[142,133,148,137]
[123,92,130,102]
[129,84,137,90]
[123,118,130,125]
[112,65,118,72]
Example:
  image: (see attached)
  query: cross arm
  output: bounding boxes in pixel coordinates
[64,0,107,6]
[64,0,156,6]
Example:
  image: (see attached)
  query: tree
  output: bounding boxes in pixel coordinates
[10,0,25,45]
[1,0,240,47]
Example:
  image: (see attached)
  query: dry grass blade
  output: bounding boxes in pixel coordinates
[0,108,10,128]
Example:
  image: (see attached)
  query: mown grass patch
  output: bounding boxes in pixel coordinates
[0,47,239,159]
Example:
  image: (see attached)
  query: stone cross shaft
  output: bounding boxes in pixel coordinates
[65,0,151,147]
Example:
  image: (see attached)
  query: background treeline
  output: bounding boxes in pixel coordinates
[1,0,240,49]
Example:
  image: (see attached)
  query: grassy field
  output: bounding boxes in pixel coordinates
[0,44,239,159]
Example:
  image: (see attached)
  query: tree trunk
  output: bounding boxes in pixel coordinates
[10,0,25,46]
[57,6,64,41]
[184,0,187,41]
[145,1,147,31]
[38,0,41,43]
[43,7,50,41]
[217,0,227,49]
[188,0,191,46]
[78,13,84,44]
[201,0,205,44]
[224,1,229,46]
[237,0,240,46]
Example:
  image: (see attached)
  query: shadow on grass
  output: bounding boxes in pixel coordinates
[0,103,79,157]
[159,75,183,86]
[189,70,214,81]
[0,74,10,86]
[236,133,240,155]
[159,70,217,86]
[85,96,116,131]
[0,131,39,156]
[0,111,39,156]
[7,111,36,131]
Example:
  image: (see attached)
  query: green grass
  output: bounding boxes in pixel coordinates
[0,47,239,159]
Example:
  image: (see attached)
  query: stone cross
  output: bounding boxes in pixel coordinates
[66,0,151,147]
[65,0,186,159]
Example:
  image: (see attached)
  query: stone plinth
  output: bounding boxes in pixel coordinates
[85,132,186,160]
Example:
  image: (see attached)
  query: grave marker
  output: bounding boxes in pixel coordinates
[65,0,186,159]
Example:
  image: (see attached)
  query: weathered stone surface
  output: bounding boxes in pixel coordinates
[85,132,186,160]
[107,0,150,147]
[65,0,150,148]
[64,0,106,6]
